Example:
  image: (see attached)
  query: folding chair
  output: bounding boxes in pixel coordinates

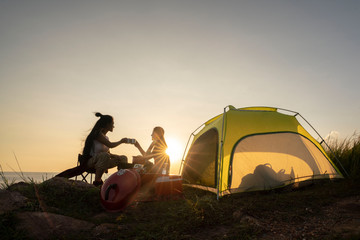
[75,154,96,183]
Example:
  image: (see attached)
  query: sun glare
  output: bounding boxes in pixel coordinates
[166,137,184,163]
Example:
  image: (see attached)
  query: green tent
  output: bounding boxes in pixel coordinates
[180,106,343,198]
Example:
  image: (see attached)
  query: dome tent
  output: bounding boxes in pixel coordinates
[180,106,343,199]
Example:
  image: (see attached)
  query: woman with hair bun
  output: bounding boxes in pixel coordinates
[82,112,134,186]
[133,126,170,175]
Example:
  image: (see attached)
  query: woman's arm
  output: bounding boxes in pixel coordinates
[145,141,155,155]
[135,140,155,156]
[134,141,146,156]
[133,141,157,162]
[96,133,127,148]
[134,153,156,161]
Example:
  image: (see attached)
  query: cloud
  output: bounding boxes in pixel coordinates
[325,130,340,143]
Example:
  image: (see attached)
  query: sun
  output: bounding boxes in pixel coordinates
[166,137,184,163]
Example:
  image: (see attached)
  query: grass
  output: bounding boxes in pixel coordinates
[324,132,360,178]
[0,153,38,189]
[0,165,15,189]
[0,212,29,240]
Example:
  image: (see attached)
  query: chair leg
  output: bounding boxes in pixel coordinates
[81,173,89,183]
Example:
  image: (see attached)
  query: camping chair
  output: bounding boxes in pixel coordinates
[56,154,100,183]
[57,154,113,184]
[75,154,96,183]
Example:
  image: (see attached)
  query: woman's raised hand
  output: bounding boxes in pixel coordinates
[134,140,141,148]
[120,138,129,144]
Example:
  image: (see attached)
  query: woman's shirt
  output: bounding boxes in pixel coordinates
[90,136,109,156]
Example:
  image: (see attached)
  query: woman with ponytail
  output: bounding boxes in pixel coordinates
[133,126,170,174]
[83,112,134,186]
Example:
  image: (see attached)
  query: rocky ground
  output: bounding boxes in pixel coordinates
[1,177,359,240]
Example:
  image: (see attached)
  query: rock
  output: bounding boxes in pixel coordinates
[16,211,95,240]
[41,177,96,190]
[0,189,28,214]
[7,181,31,192]
[92,211,119,223]
[93,223,121,237]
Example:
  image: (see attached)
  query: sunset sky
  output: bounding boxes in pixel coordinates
[1,0,359,174]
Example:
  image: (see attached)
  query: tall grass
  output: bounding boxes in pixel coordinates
[0,165,15,189]
[324,132,360,179]
[0,153,37,189]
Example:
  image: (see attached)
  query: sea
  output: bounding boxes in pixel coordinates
[0,171,113,186]
[0,172,57,185]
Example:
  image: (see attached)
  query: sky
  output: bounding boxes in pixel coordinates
[0,0,359,174]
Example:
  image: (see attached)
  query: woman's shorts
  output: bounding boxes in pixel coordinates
[87,152,127,171]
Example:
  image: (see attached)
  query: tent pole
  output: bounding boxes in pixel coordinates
[179,132,195,175]
[217,106,228,200]
[297,113,349,177]
[276,107,348,176]
[179,123,205,175]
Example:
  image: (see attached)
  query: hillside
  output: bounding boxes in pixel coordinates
[1,177,359,240]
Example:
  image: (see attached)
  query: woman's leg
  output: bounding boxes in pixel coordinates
[91,152,110,185]
[109,154,128,169]
[95,168,104,182]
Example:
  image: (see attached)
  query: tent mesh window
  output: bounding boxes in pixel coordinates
[229,132,338,192]
[182,128,219,187]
